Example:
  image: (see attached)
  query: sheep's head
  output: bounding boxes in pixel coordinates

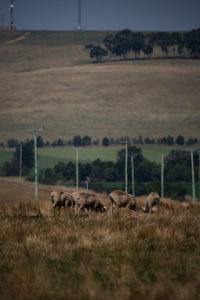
[51,191,58,203]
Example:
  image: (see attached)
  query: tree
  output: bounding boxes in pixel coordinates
[103,34,115,56]
[90,46,108,62]
[73,135,82,147]
[37,136,44,148]
[90,159,104,181]
[175,135,184,145]
[184,28,200,58]
[177,43,184,57]
[117,146,144,169]
[143,43,154,57]
[166,135,174,145]
[57,138,64,146]
[164,150,197,182]
[7,139,18,148]
[131,32,145,59]
[102,137,110,147]
[113,29,134,59]
[186,138,198,145]
[150,32,171,57]
[2,141,34,176]
[144,137,152,144]
[82,135,91,146]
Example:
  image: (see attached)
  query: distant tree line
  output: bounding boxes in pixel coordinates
[2,141,34,177]
[1,134,198,149]
[85,28,200,62]
[2,142,199,200]
[35,147,200,199]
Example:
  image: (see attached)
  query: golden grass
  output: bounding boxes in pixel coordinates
[0,177,200,299]
[0,35,200,142]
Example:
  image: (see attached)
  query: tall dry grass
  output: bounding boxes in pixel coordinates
[0,178,200,299]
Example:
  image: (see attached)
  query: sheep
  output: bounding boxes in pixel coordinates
[50,191,74,210]
[145,192,160,213]
[59,191,75,208]
[109,190,136,210]
[50,191,59,205]
[71,191,107,212]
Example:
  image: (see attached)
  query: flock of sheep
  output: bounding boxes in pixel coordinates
[51,190,160,214]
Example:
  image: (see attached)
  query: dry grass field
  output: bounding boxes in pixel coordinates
[0,31,200,142]
[0,177,200,299]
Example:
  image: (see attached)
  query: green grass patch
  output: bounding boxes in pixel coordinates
[140,145,199,163]
[38,146,123,165]
[0,149,14,171]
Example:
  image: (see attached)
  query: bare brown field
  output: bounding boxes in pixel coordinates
[0,31,200,142]
[0,177,200,299]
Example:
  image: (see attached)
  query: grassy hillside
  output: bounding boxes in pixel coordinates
[0,177,200,300]
[0,31,200,143]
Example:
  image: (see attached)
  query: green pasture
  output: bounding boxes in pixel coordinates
[0,149,14,171]
[0,145,199,172]
[37,146,123,168]
[141,145,199,163]
[38,144,198,166]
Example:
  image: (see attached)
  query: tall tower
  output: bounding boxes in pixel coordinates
[78,0,81,30]
[10,0,15,30]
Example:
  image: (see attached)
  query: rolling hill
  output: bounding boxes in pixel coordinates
[0,30,200,143]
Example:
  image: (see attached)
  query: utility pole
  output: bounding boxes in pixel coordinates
[119,139,130,193]
[85,177,89,192]
[19,142,22,181]
[75,148,80,189]
[125,141,128,193]
[9,0,14,30]
[161,153,164,201]
[78,0,81,30]
[28,128,43,202]
[131,153,135,196]
[191,150,196,204]
[199,150,200,202]
[86,180,88,192]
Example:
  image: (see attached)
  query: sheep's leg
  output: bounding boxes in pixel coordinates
[146,203,150,213]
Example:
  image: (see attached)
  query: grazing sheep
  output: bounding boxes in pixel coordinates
[146,192,160,213]
[50,191,73,210]
[71,191,107,212]
[50,191,59,204]
[109,190,136,210]
[59,192,75,208]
